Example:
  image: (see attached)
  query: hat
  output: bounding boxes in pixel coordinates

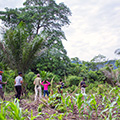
[0,70,3,73]
[37,74,40,77]
[18,72,22,75]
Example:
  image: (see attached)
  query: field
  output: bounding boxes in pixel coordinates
[0,84,120,120]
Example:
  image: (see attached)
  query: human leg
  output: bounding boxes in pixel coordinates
[81,87,85,94]
[17,86,21,99]
[15,86,18,98]
[35,87,38,101]
[0,88,5,100]
[43,90,46,97]
[38,86,42,99]
[15,86,21,99]
[46,90,49,97]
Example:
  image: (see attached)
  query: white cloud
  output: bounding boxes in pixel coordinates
[60,0,120,61]
[0,0,24,10]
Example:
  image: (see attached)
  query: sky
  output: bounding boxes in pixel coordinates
[0,0,120,61]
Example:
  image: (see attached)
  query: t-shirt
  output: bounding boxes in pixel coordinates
[80,81,86,88]
[59,82,64,89]
[0,75,2,88]
[34,77,41,87]
[41,81,50,90]
[14,75,23,86]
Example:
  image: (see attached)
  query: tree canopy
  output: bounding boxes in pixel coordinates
[0,0,71,35]
[0,0,71,74]
[0,22,46,73]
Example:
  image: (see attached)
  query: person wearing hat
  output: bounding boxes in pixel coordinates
[14,72,23,99]
[0,70,7,100]
[33,74,42,101]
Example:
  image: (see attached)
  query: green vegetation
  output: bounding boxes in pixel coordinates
[0,0,120,119]
[0,85,120,119]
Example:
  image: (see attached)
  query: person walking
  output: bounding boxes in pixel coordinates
[33,74,42,101]
[41,80,50,98]
[0,70,7,100]
[80,78,87,95]
[14,72,23,100]
[58,79,64,94]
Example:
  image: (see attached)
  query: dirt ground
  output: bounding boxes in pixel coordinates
[4,93,120,120]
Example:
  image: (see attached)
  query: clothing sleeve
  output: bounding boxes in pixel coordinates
[21,77,23,81]
[41,81,44,85]
[47,81,50,85]
[62,83,64,86]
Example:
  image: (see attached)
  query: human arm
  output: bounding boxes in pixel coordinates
[33,81,35,84]
[0,76,7,84]
[0,81,7,84]
[81,84,88,87]
[20,78,23,84]
[33,78,36,84]
[47,81,50,85]
[20,80,23,84]
[41,81,44,85]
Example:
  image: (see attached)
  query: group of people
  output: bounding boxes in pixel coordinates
[0,70,87,101]
[33,74,51,101]
[15,72,51,101]
[0,71,51,101]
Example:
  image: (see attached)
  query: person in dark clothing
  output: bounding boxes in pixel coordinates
[80,78,87,94]
[0,70,7,100]
[58,79,64,94]
[14,72,23,99]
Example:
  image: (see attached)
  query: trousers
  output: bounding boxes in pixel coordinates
[81,87,85,94]
[15,86,22,99]
[0,88,5,100]
[35,86,42,101]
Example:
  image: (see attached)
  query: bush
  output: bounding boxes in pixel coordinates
[86,81,102,93]
[88,70,98,83]
[66,75,82,86]
[24,72,36,92]
[2,69,16,92]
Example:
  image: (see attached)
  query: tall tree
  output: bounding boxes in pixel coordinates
[0,22,46,73]
[0,0,71,73]
[91,54,106,63]
[115,48,120,55]
[0,0,71,35]
[35,48,71,76]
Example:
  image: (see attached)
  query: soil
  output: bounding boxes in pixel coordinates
[5,93,120,120]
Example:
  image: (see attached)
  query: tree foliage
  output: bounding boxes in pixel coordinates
[0,0,71,74]
[35,48,70,76]
[0,22,46,73]
[0,0,71,35]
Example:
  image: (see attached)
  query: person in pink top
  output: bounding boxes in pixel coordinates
[41,80,50,97]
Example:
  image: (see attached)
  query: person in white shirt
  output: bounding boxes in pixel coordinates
[14,72,23,99]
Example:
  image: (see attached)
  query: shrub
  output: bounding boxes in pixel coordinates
[88,70,98,83]
[2,69,16,92]
[24,72,36,92]
[66,75,81,86]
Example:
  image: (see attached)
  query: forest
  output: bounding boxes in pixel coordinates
[0,0,120,120]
